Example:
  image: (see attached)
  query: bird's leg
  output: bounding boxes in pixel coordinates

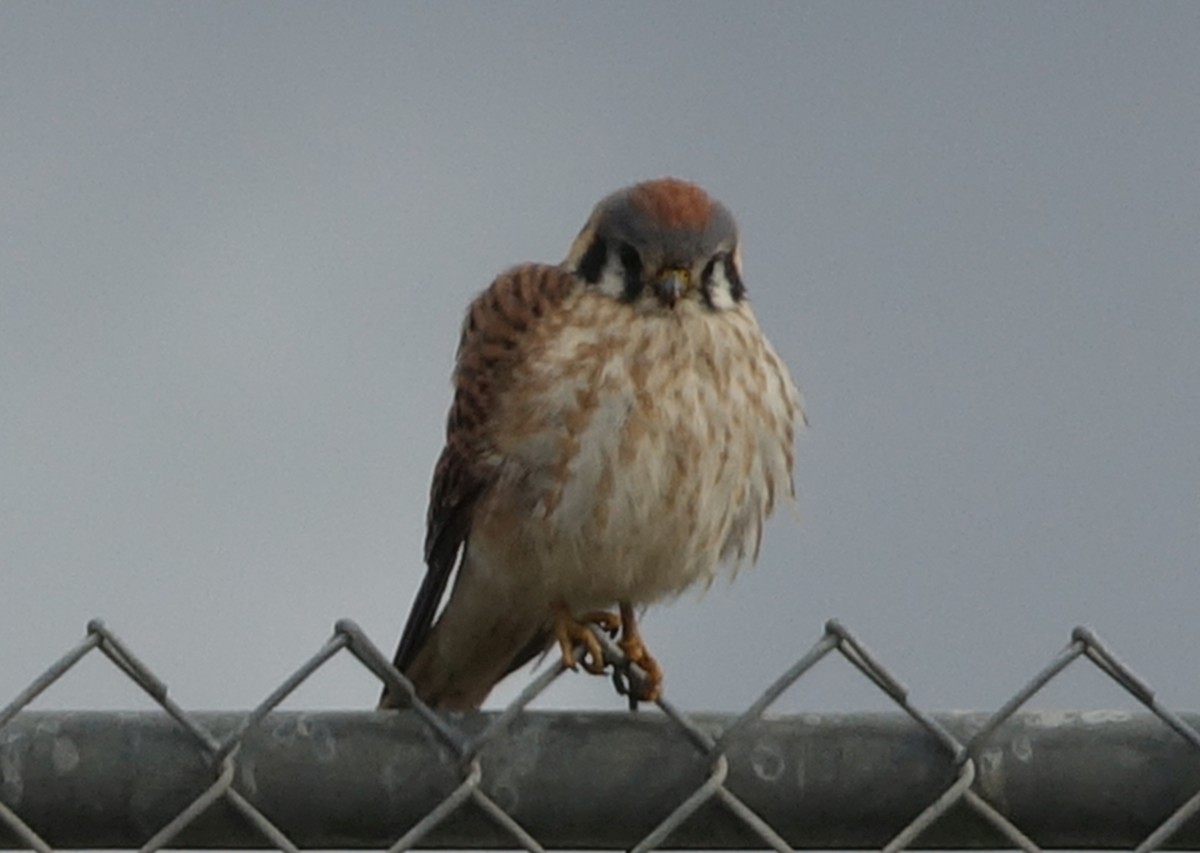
[552,602,620,675]
[618,601,664,702]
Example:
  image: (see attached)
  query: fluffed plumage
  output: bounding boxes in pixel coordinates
[380,178,803,710]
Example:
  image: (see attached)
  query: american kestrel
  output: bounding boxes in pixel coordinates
[380,178,803,711]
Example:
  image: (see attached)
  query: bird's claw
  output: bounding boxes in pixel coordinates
[551,602,664,704]
[619,633,664,703]
[553,606,620,675]
[611,601,663,705]
[579,610,621,637]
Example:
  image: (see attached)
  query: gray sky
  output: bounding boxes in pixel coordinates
[2,2,1198,718]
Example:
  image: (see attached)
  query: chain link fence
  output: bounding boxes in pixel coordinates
[2,618,1199,851]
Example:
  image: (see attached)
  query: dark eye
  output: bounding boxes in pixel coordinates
[618,243,644,302]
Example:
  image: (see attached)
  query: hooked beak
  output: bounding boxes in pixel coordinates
[653,269,692,307]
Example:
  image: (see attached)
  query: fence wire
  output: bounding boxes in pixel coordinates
[1,618,1198,851]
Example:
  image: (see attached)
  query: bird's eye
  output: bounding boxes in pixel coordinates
[574,237,645,302]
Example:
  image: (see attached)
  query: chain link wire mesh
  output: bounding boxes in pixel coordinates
[1,617,1198,850]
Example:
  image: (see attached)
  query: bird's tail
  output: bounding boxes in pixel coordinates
[378,621,550,711]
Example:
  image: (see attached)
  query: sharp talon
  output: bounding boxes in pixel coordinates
[618,601,664,703]
[552,604,619,676]
[620,635,664,702]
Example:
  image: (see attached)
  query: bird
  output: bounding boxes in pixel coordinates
[379,178,804,711]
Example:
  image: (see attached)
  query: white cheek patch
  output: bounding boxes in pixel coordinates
[704,263,739,311]
[593,249,628,301]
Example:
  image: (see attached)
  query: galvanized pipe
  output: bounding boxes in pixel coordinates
[2,710,1198,849]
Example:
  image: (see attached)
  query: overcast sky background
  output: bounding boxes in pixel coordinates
[2,3,1198,720]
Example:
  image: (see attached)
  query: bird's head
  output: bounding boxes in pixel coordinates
[565,178,746,313]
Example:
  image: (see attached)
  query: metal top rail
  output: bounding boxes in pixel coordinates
[2,619,1198,851]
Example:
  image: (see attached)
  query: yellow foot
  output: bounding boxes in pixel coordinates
[618,601,664,703]
[619,634,664,702]
[552,604,620,675]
